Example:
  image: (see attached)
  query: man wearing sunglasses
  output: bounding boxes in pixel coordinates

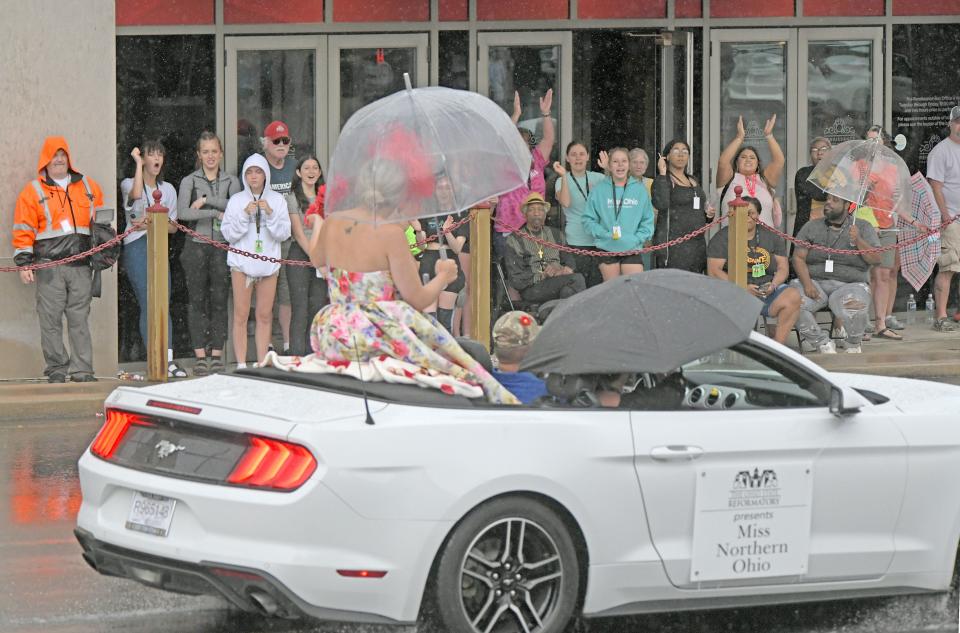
[261,120,295,196]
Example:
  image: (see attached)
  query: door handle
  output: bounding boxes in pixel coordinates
[650,445,704,461]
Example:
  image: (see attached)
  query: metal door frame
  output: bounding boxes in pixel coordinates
[477,31,573,160]
[327,33,429,151]
[224,35,326,175]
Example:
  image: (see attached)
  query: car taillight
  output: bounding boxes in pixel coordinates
[227,436,316,491]
[90,409,154,459]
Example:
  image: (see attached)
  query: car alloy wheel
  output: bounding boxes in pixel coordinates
[434,497,580,633]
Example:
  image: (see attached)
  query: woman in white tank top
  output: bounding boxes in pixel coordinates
[716,115,785,228]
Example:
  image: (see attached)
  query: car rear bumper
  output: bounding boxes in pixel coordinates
[74,527,405,625]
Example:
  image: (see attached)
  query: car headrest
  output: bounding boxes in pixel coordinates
[456,337,493,373]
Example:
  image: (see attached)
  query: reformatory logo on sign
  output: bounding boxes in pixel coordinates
[918,134,944,171]
[823,117,857,144]
[729,467,780,508]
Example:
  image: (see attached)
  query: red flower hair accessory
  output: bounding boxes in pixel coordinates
[374,124,435,199]
[519,315,533,327]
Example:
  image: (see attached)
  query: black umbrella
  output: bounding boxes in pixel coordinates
[520,270,763,375]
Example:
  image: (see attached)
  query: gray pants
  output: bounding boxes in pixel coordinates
[790,278,871,346]
[35,264,94,378]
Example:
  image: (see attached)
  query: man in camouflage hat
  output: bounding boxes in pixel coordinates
[490,310,547,405]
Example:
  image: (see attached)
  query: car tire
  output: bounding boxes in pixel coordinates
[433,496,580,633]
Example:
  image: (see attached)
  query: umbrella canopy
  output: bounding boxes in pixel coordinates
[324,79,531,223]
[806,137,912,222]
[520,270,763,375]
[900,172,941,291]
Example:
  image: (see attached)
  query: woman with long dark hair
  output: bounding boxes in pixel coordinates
[716,115,784,227]
[651,139,711,273]
[284,154,329,356]
[120,139,183,377]
[178,131,241,375]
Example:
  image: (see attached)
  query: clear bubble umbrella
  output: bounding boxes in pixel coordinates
[806,136,912,224]
[323,74,531,226]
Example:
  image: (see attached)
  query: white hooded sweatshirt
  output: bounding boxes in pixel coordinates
[221,154,291,277]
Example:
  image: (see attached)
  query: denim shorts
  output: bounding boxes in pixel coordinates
[761,283,790,317]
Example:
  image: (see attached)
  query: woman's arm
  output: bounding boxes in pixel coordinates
[128,148,144,203]
[308,220,326,269]
[219,198,250,244]
[651,174,672,212]
[716,116,745,188]
[581,192,607,240]
[291,213,310,253]
[762,115,785,184]
[263,196,291,241]
[536,89,555,159]
[554,164,571,208]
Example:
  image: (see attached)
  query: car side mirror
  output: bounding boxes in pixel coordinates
[829,385,869,418]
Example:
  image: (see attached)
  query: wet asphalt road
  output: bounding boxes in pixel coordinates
[1,386,958,633]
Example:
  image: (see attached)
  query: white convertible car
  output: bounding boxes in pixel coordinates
[75,331,960,633]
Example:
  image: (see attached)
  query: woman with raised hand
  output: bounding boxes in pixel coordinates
[283,154,328,356]
[178,131,241,375]
[553,141,605,287]
[221,154,291,368]
[582,147,655,282]
[652,139,711,273]
[716,114,784,228]
[120,139,183,378]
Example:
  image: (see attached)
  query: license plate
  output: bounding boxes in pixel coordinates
[125,491,177,537]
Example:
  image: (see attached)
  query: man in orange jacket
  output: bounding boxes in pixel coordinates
[13,137,105,383]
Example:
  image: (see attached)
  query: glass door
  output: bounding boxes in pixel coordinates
[225,36,325,175]
[710,29,798,231]
[477,31,573,167]
[327,34,429,150]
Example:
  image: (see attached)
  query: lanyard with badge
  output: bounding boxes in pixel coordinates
[570,173,590,200]
[749,232,766,279]
[253,191,264,253]
[823,216,849,273]
[611,177,625,240]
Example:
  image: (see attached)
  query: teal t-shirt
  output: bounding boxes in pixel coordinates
[555,171,606,247]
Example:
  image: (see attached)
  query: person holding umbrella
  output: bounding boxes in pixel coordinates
[582,147,655,281]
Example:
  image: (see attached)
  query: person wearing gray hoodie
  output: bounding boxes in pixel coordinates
[221,153,291,367]
[177,131,241,375]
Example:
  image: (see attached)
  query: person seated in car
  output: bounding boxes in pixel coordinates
[491,310,548,405]
[505,193,586,304]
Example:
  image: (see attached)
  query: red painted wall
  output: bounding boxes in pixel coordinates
[116,0,214,25]
[710,0,795,17]
[894,0,960,14]
[476,0,568,20]
[439,0,468,20]
[804,0,883,15]
[334,0,429,21]
[676,0,703,18]
[577,0,667,19]
[224,0,324,23]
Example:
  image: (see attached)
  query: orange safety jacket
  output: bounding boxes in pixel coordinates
[12,136,105,265]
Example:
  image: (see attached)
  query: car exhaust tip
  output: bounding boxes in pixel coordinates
[249,589,279,616]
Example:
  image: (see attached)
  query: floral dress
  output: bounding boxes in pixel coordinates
[310,267,520,405]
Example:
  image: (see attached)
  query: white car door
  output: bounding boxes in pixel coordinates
[629,340,907,590]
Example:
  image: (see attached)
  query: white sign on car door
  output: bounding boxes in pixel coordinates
[690,462,813,582]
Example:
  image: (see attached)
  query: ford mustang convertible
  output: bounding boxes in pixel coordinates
[75,273,960,633]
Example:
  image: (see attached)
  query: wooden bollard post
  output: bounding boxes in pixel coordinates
[727,184,749,290]
[468,206,492,351]
[146,189,169,382]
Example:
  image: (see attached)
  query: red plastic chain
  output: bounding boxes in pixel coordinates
[755,215,960,256]
[0,226,138,273]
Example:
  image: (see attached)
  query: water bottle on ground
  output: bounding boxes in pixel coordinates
[925,294,936,324]
[906,294,917,325]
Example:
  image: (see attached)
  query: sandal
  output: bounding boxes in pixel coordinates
[933,317,959,332]
[874,327,903,340]
[168,361,188,378]
[192,358,209,377]
[208,356,224,373]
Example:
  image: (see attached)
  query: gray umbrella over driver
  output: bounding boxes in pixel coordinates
[520,269,763,375]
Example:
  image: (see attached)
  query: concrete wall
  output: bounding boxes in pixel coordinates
[0,0,117,379]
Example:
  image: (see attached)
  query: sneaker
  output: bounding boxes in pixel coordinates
[831,325,847,339]
[70,374,98,382]
[933,318,959,332]
[818,341,837,354]
[885,315,906,330]
[48,373,66,384]
[845,344,862,354]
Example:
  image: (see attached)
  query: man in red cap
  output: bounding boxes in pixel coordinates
[261,120,295,196]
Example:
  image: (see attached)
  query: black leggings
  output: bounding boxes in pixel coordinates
[181,239,230,350]
[286,241,329,356]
